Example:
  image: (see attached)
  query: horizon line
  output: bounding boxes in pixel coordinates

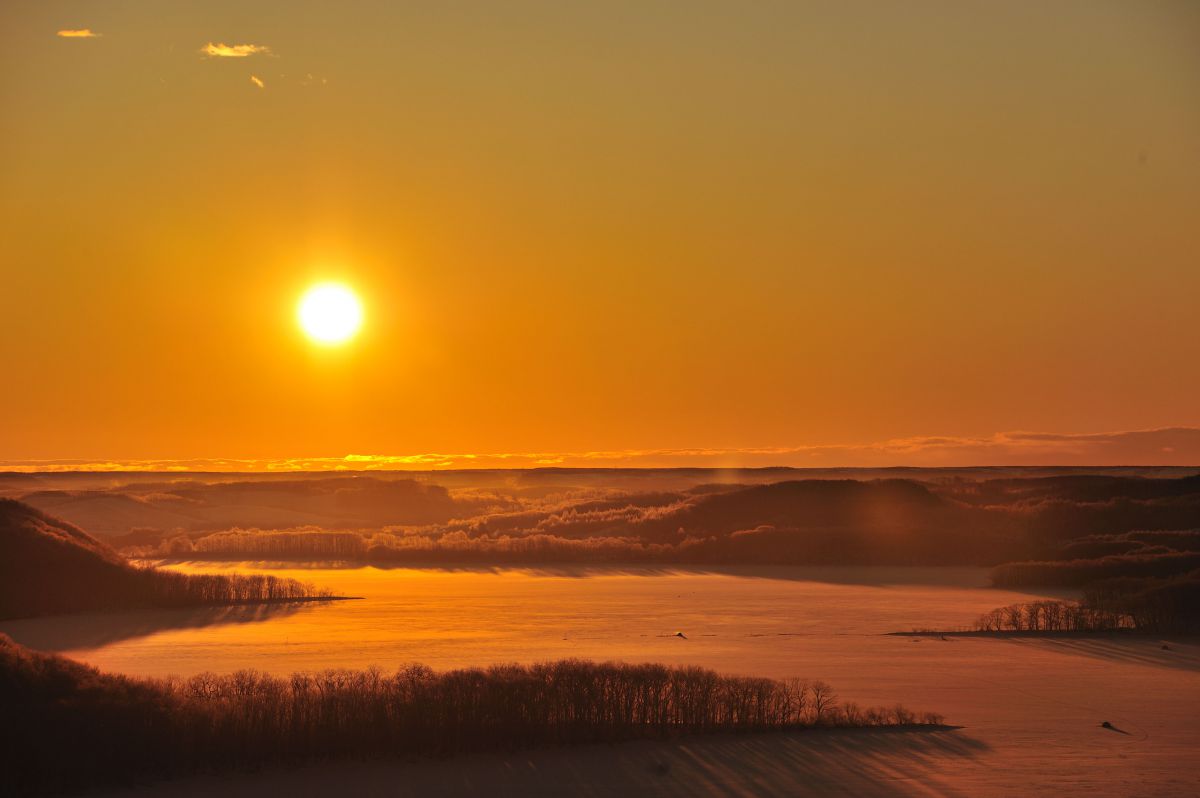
[1,463,1199,477]
[2,427,1199,473]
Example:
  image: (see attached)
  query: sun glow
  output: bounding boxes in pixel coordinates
[297,283,364,345]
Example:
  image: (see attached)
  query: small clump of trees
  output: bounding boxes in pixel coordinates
[1,635,945,795]
[975,569,1200,634]
[974,600,1134,633]
[131,567,332,605]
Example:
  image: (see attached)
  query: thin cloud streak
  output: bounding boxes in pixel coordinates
[2,428,1198,473]
[250,75,265,89]
[56,29,100,38]
[200,42,271,58]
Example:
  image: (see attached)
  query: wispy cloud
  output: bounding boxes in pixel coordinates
[250,75,265,89]
[57,29,100,38]
[2,428,1197,473]
[200,42,271,58]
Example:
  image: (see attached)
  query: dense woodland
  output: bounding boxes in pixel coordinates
[979,526,1200,634]
[990,531,1200,587]
[14,472,1200,569]
[0,634,944,795]
[0,500,330,620]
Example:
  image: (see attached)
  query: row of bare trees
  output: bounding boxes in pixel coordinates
[136,569,332,605]
[4,638,945,794]
[167,660,943,762]
[974,600,1134,632]
[190,529,370,559]
[132,528,676,563]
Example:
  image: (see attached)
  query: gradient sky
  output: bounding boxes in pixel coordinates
[1,1,1198,467]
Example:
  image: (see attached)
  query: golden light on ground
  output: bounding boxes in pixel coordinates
[297,283,364,345]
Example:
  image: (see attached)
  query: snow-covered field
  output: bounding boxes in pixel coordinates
[6,565,1197,796]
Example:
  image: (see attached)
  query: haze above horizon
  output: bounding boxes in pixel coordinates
[2,1,1197,464]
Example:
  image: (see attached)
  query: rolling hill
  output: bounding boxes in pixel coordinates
[0,499,328,620]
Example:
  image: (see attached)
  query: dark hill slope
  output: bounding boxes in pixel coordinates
[18,476,480,537]
[0,499,325,620]
[936,475,1200,540]
[656,480,1014,565]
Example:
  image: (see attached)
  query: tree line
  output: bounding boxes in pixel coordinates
[132,568,333,605]
[975,569,1200,634]
[990,550,1200,588]
[1053,530,1200,561]
[2,635,944,794]
[129,524,1000,567]
[974,600,1134,633]
[1082,570,1200,634]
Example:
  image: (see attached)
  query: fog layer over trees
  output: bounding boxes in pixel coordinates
[5,471,1196,569]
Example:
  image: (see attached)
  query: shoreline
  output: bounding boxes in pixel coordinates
[0,595,362,625]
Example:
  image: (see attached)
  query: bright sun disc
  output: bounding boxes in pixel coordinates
[298,283,363,344]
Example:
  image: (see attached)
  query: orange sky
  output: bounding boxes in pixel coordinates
[1,2,1198,467]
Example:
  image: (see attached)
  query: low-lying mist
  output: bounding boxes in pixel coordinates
[5,468,1197,574]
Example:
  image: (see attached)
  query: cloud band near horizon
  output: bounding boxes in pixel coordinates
[2,427,1198,473]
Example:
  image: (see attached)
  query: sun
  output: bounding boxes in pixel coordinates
[297,283,364,345]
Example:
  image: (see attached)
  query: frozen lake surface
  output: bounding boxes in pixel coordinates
[5,564,1198,796]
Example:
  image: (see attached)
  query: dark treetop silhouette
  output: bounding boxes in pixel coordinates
[0,634,945,795]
